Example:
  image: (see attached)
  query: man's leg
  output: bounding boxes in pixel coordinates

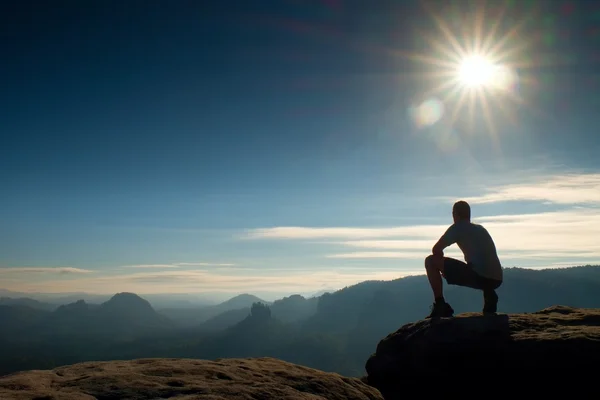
[424,254,444,301]
[480,278,502,314]
[445,262,503,314]
[424,255,454,318]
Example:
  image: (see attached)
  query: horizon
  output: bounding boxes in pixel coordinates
[2,263,598,303]
[2,1,599,297]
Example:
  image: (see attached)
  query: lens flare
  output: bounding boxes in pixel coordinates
[410,97,445,128]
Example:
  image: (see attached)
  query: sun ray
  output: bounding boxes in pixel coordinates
[389,48,458,69]
[489,33,537,65]
[458,4,473,55]
[425,6,468,60]
[473,0,486,54]
[480,2,508,55]
[441,81,463,104]
[420,78,460,102]
[421,33,466,65]
[486,20,528,61]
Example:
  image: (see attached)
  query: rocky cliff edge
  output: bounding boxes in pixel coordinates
[0,357,382,400]
[365,305,600,398]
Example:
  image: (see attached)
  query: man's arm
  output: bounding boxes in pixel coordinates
[432,224,457,255]
[431,238,446,256]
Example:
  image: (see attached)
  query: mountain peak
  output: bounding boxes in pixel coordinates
[106,292,147,303]
[101,292,155,315]
[220,293,266,308]
[55,299,88,313]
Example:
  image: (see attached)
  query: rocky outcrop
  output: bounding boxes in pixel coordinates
[365,305,600,398]
[0,357,382,400]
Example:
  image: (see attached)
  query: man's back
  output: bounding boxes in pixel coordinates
[442,221,503,281]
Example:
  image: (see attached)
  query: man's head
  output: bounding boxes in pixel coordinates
[452,200,471,222]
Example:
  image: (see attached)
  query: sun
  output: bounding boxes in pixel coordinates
[457,55,497,88]
[401,1,536,140]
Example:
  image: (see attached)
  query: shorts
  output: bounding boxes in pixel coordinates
[443,257,502,291]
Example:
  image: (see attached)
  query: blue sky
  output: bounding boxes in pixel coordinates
[1,0,599,299]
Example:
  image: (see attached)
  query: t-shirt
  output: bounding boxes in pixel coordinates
[439,220,503,281]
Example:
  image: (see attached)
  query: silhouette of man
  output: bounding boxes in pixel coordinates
[424,200,503,318]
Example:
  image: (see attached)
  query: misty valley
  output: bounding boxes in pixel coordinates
[1,265,599,377]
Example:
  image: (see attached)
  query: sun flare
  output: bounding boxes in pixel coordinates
[404,2,537,140]
[457,55,497,88]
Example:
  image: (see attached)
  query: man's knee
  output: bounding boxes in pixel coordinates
[425,255,435,269]
[426,254,445,272]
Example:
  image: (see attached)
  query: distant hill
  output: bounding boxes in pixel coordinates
[197,308,251,332]
[308,288,338,298]
[219,294,267,309]
[0,292,172,341]
[0,297,56,311]
[0,290,218,309]
[158,293,268,327]
[0,305,50,339]
[2,306,597,399]
[270,294,318,324]
[173,265,600,376]
[177,294,319,331]
[1,265,599,377]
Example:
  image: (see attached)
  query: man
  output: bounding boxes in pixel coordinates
[424,200,503,318]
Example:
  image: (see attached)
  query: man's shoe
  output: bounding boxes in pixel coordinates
[483,290,498,314]
[426,302,454,319]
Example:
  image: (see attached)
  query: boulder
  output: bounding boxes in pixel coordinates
[0,357,383,400]
[365,305,600,398]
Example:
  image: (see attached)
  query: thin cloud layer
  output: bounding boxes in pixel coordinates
[331,208,600,258]
[0,267,93,274]
[247,207,600,263]
[463,173,600,205]
[6,268,412,294]
[124,262,236,269]
[245,172,600,267]
[243,225,443,240]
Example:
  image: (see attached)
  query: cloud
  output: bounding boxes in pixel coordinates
[174,263,237,267]
[123,262,237,269]
[327,250,600,261]
[326,250,463,259]
[462,173,600,205]
[6,268,413,295]
[243,225,442,240]
[339,208,600,260]
[0,267,93,274]
[246,207,600,264]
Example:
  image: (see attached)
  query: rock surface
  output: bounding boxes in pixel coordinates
[365,305,600,398]
[0,357,382,400]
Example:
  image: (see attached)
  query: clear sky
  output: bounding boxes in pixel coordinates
[1,0,599,299]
